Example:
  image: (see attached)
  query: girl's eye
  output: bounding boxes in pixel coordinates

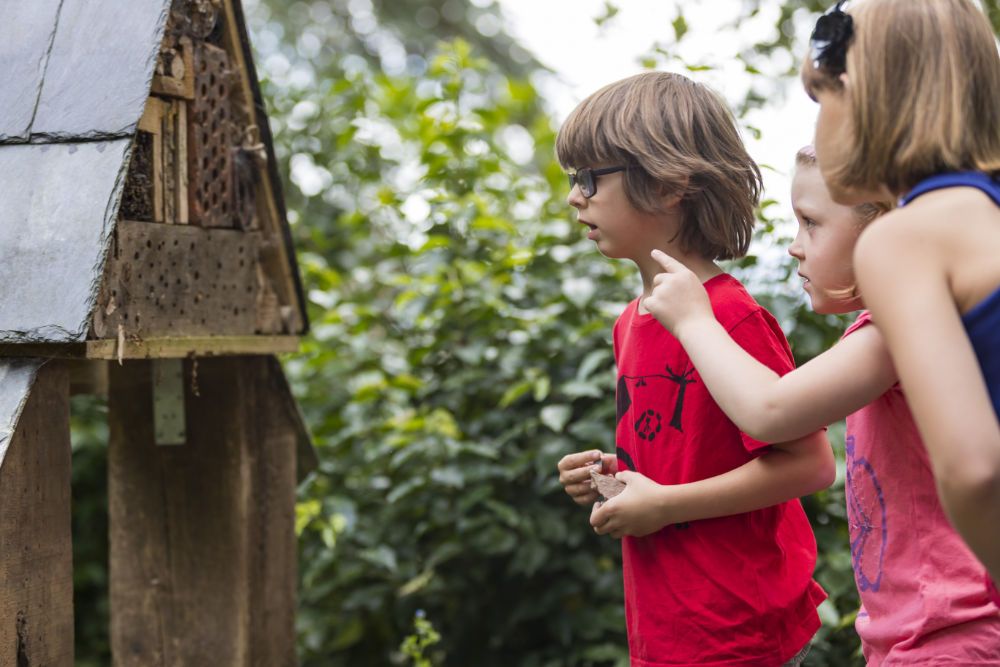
[803,217,818,229]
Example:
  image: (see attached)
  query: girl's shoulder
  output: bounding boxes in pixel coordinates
[858,187,996,258]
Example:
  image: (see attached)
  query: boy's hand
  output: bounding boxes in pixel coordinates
[590,471,672,538]
[557,450,617,506]
[642,249,714,338]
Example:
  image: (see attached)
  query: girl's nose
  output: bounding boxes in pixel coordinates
[788,233,805,260]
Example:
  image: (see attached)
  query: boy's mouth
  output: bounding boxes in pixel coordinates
[798,272,811,284]
[579,219,597,231]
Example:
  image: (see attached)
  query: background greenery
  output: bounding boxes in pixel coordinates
[68,1,1000,665]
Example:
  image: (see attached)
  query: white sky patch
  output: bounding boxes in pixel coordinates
[290,153,333,197]
[401,193,432,224]
[496,0,820,227]
[497,124,535,165]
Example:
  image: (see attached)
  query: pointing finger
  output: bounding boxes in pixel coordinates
[650,249,684,273]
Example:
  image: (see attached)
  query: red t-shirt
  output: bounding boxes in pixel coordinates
[613,274,825,666]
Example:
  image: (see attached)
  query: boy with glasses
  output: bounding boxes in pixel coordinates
[555,72,830,666]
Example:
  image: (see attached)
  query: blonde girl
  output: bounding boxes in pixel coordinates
[641,146,1000,664]
[801,0,1000,605]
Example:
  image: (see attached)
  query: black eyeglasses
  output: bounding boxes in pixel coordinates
[567,166,626,198]
[810,1,853,75]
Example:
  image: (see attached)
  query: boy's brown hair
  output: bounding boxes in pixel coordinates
[556,71,762,260]
[802,0,1000,197]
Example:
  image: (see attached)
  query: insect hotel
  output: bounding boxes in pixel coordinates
[0,0,314,664]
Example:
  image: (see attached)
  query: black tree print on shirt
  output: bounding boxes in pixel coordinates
[664,365,695,432]
[617,364,697,438]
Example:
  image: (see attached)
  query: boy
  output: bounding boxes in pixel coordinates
[555,72,832,666]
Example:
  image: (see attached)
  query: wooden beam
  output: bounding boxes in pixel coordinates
[0,362,74,666]
[68,359,109,396]
[108,357,297,666]
[0,336,300,360]
[220,0,303,333]
[138,98,165,223]
[150,36,195,100]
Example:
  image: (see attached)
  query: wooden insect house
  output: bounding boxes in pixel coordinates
[0,0,315,664]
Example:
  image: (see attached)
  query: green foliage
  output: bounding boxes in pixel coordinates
[70,395,111,667]
[399,610,443,666]
[73,1,1000,665]
[275,33,634,664]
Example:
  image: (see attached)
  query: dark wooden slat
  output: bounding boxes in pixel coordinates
[0,362,74,666]
[109,357,296,666]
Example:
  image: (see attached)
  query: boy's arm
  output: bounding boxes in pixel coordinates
[590,430,834,538]
[855,210,1000,581]
[643,250,897,442]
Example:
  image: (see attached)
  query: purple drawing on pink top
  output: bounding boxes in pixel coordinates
[846,435,887,592]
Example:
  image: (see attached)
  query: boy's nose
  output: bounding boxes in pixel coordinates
[567,183,586,209]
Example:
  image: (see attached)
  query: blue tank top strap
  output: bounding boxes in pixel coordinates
[900,171,1000,207]
[905,171,1000,418]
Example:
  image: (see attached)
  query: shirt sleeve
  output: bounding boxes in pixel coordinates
[725,308,797,453]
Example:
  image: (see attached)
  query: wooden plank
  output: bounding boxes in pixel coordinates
[136,96,163,134]
[94,219,261,337]
[0,336,300,360]
[109,357,296,666]
[150,36,195,100]
[220,0,304,334]
[68,359,109,396]
[176,101,189,224]
[0,362,74,666]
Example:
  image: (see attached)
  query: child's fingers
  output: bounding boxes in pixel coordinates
[557,449,603,473]
[567,485,599,506]
[558,461,602,487]
[650,249,685,274]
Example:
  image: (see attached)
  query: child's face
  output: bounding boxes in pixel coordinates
[567,165,668,261]
[789,164,864,315]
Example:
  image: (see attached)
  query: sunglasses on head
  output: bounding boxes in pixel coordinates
[810,0,853,75]
[566,165,627,198]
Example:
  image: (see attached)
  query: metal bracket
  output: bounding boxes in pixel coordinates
[153,358,186,445]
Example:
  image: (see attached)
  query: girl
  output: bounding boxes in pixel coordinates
[802,0,1000,602]
[641,146,1000,664]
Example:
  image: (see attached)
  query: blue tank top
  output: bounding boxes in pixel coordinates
[900,171,1000,417]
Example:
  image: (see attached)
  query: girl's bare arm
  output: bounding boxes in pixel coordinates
[643,251,897,442]
[855,206,1000,581]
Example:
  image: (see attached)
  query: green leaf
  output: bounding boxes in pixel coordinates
[540,404,572,432]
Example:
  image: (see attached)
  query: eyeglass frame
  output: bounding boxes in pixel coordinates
[566,165,627,198]
[810,0,854,76]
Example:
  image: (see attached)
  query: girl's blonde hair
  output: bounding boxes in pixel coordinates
[795,146,893,225]
[802,0,1000,197]
[556,72,762,260]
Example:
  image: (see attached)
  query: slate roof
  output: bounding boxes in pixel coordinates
[0,359,45,467]
[0,0,307,344]
[0,0,314,475]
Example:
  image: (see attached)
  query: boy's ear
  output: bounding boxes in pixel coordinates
[658,180,686,209]
[661,191,684,209]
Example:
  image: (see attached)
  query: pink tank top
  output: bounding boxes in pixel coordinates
[844,312,1000,665]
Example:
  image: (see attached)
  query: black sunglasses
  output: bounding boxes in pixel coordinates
[567,166,627,198]
[810,1,853,75]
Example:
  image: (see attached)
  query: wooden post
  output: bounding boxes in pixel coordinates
[108,356,296,666]
[0,362,74,666]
